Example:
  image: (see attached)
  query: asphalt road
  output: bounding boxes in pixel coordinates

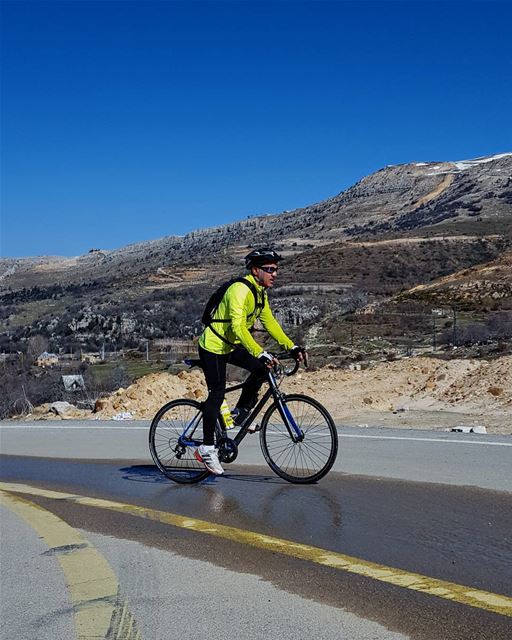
[1,420,512,490]
[1,421,511,640]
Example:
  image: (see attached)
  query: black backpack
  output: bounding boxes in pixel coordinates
[202,277,265,346]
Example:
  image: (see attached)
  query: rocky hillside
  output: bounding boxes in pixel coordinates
[402,251,512,309]
[1,153,511,288]
[1,153,511,357]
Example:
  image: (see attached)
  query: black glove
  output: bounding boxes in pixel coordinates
[258,351,275,367]
[290,345,306,360]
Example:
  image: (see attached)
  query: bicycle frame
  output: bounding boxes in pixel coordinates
[178,410,204,447]
[219,368,304,446]
[177,356,305,452]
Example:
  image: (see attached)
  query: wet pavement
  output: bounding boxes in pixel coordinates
[1,455,511,639]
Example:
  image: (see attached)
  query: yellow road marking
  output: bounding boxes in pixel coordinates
[2,481,512,619]
[0,490,141,640]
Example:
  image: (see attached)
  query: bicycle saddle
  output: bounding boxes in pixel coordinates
[184,358,203,369]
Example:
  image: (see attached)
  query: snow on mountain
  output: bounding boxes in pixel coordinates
[425,152,512,176]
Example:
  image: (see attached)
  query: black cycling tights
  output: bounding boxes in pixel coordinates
[198,346,267,446]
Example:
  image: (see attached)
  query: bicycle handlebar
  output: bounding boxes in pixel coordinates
[272,351,308,376]
[185,352,308,378]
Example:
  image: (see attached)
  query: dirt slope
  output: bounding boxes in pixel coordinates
[31,355,511,434]
[285,356,512,424]
[405,251,512,306]
[92,369,207,419]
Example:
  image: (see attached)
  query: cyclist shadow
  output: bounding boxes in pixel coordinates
[119,464,171,484]
[119,465,287,485]
[223,472,287,485]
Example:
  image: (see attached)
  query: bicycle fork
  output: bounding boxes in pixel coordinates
[276,398,304,442]
[269,372,304,443]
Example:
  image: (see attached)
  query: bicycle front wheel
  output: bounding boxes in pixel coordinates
[149,399,209,484]
[260,394,338,484]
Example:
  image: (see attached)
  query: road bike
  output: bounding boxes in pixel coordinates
[149,353,338,484]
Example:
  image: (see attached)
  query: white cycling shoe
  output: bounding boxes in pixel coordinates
[195,445,224,475]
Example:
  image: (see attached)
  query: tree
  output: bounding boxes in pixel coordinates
[27,335,49,359]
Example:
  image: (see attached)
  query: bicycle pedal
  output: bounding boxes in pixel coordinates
[247,423,261,434]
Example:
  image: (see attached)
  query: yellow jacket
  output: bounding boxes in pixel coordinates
[199,274,294,357]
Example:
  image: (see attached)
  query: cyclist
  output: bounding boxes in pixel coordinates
[196,248,306,475]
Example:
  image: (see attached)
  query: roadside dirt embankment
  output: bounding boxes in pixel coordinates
[30,356,511,434]
[92,369,207,419]
[282,356,511,433]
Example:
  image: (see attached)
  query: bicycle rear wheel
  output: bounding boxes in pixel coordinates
[260,394,338,484]
[149,399,209,484]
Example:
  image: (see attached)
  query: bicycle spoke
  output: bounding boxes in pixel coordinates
[149,400,209,483]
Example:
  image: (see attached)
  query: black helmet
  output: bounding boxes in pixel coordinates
[245,248,283,269]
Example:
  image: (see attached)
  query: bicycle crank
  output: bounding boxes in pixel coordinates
[217,437,238,463]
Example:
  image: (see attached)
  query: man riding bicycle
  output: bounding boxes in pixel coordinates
[196,248,306,475]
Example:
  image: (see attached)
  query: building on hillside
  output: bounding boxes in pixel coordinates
[36,351,59,367]
[81,352,100,364]
[153,338,197,357]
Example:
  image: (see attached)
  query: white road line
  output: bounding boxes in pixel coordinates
[0,424,149,432]
[1,424,511,446]
[338,434,512,447]
[0,424,148,430]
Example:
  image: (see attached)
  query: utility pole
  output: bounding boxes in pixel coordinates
[431,309,442,351]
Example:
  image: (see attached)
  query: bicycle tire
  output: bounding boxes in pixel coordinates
[149,399,209,484]
[259,394,338,484]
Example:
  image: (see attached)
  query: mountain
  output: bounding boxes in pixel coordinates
[1,152,511,358]
[2,152,511,288]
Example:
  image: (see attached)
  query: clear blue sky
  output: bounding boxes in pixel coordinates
[1,0,511,258]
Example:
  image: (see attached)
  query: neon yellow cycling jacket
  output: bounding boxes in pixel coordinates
[199,274,294,357]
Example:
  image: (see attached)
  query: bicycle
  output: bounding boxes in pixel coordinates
[149,353,338,484]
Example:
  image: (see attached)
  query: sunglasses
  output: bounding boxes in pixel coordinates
[258,266,278,274]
